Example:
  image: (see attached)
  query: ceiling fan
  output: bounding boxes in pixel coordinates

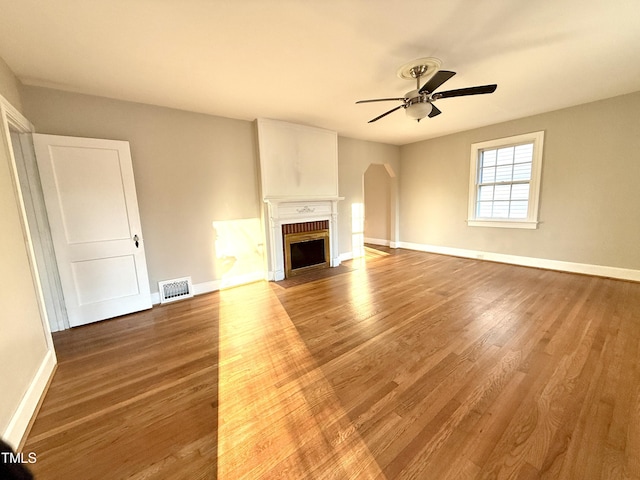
[356,59,497,123]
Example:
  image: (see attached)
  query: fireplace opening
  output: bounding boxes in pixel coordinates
[290,238,326,270]
[283,221,330,278]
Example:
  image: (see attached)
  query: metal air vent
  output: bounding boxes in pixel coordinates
[158,277,193,304]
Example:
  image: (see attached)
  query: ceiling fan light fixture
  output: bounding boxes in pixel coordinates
[405,100,433,121]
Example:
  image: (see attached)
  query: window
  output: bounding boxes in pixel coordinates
[468,131,544,229]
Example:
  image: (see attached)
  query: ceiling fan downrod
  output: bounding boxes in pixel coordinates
[409,65,429,90]
[405,65,433,122]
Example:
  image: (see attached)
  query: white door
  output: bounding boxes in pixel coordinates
[33,134,151,327]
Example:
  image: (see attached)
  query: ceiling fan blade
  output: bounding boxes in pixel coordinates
[428,104,442,118]
[419,70,456,94]
[368,105,403,123]
[435,84,497,99]
[356,97,406,104]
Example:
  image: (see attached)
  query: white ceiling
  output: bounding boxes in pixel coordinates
[1,0,639,146]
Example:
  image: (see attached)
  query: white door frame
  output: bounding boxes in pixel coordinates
[10,128,69,332]
[0,94,59,343]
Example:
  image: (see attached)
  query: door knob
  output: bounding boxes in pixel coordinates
[133,234,139,248]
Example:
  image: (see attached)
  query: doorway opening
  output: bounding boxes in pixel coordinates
[363,163,394,249]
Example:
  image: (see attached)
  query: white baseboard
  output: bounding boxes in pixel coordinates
[364,237,391,247]
[151,271,266,305]
[3,349,57,450]
[398,241,640,282]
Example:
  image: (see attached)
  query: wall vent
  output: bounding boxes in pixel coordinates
[158,277,194,304]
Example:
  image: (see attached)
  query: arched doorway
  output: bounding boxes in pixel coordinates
[362,163,397,253]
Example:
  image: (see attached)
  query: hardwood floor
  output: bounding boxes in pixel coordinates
[24,247,640,479]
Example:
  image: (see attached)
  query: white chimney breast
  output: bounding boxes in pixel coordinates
[256,118,342,280]
[256,118,338,199]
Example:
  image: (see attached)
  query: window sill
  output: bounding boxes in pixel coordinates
[467,219,538,229]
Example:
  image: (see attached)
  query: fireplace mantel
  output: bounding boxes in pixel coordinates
[263,197,342,281]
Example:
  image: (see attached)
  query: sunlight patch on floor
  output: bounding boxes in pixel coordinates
[216,281,383,478]
[346,268,378,325]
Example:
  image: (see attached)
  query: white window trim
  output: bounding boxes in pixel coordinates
[467,131,544,229]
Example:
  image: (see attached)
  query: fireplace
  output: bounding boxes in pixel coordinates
[262,198,340,281]
[283,221,330,277]
[256,119,341,281]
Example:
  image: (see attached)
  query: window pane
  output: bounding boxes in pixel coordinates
[495,165,513,182]
[481,149,496,167]
[514,143,533,163]
[493,201,509,218]
[509,201,528,219]
[478,185,494,201]
[494,184,511,200]
[511,183,530,200]
[513,162,532,181]
[478,201,493,218]
[481,166,496,183]
[497,146,515,165]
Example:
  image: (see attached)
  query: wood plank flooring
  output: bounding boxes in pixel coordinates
[23,247,640,479]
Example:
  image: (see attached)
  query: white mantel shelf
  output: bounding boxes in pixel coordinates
[264,196,344,203]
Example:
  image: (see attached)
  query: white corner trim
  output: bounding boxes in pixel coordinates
[3,349,57,450]
[0,93,34,132]
[150,271,266,305]
[398,241,640,282]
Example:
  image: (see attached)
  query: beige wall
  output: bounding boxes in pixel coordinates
[338,137,400,255]
[400,91,640,270]
[364,164,391,242]
[0,63,49,441]
[21,86,263,292]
